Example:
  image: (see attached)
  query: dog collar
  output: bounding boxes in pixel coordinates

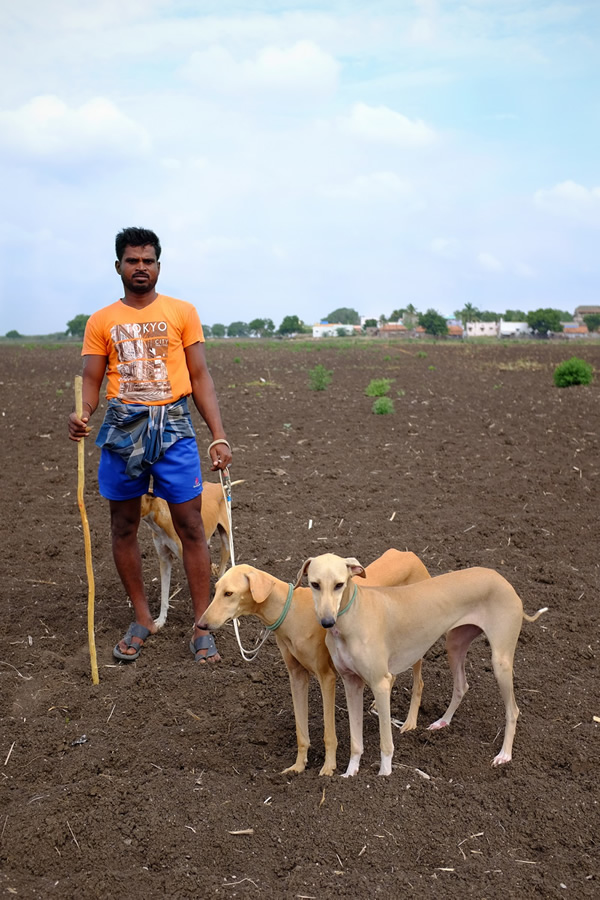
[265,583,294,632]
[337,584,357,618]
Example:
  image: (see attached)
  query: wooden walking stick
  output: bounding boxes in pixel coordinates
[75,375,99,685]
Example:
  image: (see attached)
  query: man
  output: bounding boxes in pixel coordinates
[68,226,231,663]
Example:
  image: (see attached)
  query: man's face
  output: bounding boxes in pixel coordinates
[116,244,160,294]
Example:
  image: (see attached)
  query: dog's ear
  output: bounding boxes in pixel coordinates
[246,570,277,604]
[294,558,313,588]
[345,557,366,578]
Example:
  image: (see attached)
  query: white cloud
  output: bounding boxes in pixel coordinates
[477,251,503,272]
[0,95,150,164]
[181,40,339,96]
[534,180,600,225]
[339,102,436,147]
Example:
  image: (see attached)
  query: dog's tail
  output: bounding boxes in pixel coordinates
[523,606,548,623]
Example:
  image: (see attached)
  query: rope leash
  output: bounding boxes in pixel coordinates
[216,467,272,662]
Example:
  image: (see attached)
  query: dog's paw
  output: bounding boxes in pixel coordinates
[399,719,416,733]
[428,717,449,731]
[378,753,393,776]
[492,751,512,766]
[342,757,361,777]
[281,761,307,775]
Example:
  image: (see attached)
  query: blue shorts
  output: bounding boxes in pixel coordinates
[98,438,203,504]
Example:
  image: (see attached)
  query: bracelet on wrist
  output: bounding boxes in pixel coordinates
[207,438,231,457]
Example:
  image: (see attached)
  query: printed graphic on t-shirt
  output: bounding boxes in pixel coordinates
[110,322,173,402]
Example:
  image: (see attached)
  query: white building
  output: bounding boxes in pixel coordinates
[499,320,531,337]
[312,322,357,338]
[466,321,499,338]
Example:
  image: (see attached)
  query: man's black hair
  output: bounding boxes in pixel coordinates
[115,227,161,261]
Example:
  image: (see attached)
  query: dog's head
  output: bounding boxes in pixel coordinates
[295,553,365,628]
[198,565,277,630]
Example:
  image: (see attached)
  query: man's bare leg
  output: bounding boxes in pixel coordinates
[111,497,157,656]
[169,495,221,664]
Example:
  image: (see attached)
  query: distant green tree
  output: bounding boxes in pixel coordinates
[249,318,275,337]
[212,323,226,338]
[418,309,449,337]
[559,310,574,322]
[278,315,304,336]
[378,314,388,326]
[202,324,213,338]
[583,314,600,333]
[526,308,564,337]
[364,318,377,328]
[503,309,527,322]
[479,310,501,322]
[389,309,405,322]
[227,321,250,338]
[326,307,360,325]
[5,329,22,339]
[66,314,91,337]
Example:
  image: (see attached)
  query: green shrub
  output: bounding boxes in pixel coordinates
[553,357,594,388]
[308,363,333,391]
[416,350,427,358]
[365,378,392,397]
[372,396,395,415]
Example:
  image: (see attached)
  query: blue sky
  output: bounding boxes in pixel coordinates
[1,0,599,334]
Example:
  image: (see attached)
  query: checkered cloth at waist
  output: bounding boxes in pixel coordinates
[95,397,196,479]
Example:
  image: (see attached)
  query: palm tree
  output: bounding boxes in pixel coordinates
[403,303,419,330]
[457,303,480,328]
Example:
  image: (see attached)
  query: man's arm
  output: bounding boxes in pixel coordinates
[184,342,232,471]
[67,354,107,442]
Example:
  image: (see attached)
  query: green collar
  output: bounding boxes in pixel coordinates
[265,583,294,632]
[337,584,357,618]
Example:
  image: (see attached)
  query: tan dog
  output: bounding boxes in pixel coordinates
[140,481,242,628]
[199,550,431,776]
[297,553,548,777]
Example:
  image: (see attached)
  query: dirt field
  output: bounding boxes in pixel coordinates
[1,338,598,899]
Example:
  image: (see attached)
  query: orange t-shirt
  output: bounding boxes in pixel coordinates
[82,294,204,405]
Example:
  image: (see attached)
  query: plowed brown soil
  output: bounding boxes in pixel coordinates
[1,338,598,898]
